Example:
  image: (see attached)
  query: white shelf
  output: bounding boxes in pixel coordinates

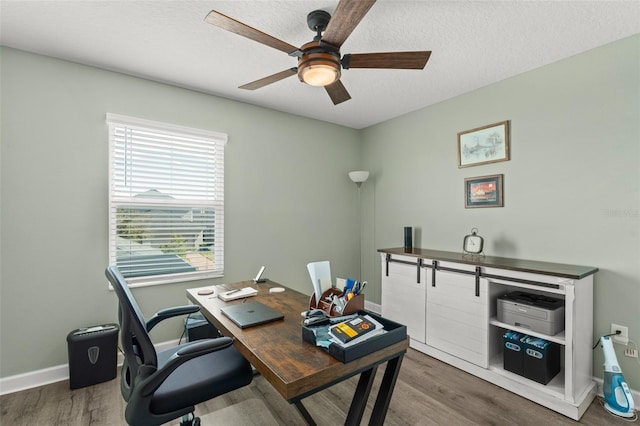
[488,353,565,399]
[489,317,566,345]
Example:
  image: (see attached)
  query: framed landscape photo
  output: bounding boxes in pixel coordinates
[458,121,510,168]
[465,174,504,208]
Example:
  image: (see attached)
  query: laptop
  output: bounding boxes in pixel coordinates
[220,301,284,329]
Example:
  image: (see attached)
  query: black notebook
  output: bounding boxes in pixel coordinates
[220,301,284,329]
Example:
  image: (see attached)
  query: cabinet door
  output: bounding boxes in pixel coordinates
[426,265,490,367]
[381,255,426,343]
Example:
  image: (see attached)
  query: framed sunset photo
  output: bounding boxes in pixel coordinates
[465,174,504,208]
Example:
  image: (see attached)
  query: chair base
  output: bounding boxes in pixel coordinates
[194,399,278,426]
[179,413,199,426]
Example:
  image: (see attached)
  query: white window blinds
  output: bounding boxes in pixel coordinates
[107,114,225,285]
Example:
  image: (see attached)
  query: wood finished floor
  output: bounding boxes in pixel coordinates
[1,348,635,425]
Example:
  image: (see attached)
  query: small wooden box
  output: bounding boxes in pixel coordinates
[309,287,364,317]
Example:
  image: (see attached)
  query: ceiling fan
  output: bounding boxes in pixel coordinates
[205,0,431,105]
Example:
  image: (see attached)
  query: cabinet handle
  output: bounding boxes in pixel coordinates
[385,253,390,276]
[432,260,438,286]
[417,258,422,283]
[475,266,481,297]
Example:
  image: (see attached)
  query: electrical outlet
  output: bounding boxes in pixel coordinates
[624,348,638,358]
[611,323,629,345]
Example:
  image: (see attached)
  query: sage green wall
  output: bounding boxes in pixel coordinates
[0,47,361,377]
[360,35,640,388]
[2,34,639,391]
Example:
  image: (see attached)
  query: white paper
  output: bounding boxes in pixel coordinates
[218,287,258,301]
[320,278,332,295]
[307,261,331,302]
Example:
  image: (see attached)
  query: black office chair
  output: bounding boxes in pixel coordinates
[106,266,253,426]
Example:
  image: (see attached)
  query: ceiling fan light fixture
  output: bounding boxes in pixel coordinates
[207,3,431,104]
[298,52,341,87]
[300,64,339,86]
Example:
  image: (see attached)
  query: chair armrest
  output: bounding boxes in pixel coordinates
[176,337,233,356]
[137,337,234,397]
[146,305,200,331]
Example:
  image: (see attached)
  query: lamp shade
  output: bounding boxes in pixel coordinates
[349,171,370,183]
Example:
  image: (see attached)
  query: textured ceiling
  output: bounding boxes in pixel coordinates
[1,1,639,129]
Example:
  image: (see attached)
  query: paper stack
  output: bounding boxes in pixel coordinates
[218,287,258,302]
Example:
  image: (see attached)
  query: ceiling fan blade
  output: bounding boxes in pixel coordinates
[344,51,432,69]
[322,0,376,48]
[205,10,298,55]
[325,80,351,105]
[239,68,298,90]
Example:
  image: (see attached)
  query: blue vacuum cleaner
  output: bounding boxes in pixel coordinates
[601,335,636,418]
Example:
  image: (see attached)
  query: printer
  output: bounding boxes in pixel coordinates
[497,291,565,335]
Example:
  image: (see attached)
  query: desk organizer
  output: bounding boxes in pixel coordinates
[302,311,407,363]
[309,287,364,317]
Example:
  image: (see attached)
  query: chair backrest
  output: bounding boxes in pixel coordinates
[106,265,157,401]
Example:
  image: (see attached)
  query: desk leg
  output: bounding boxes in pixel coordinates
[345,366,378,426]
[294,401,317,426]
[368,354,404,426]
[291,353,405,426]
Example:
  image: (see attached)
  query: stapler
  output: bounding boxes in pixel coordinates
[303,309,328,326]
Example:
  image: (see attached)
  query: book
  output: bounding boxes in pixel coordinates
[337,328,386,348]
[218,287,258,301]
[328,314,384,345]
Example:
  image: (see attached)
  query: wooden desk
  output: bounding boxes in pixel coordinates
[187,280,408,426]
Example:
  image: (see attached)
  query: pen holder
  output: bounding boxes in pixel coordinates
[309,288,364,317]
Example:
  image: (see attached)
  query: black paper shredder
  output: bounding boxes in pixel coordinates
[66,323,119,389]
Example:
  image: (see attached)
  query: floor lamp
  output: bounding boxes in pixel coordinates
[349,171,369,282]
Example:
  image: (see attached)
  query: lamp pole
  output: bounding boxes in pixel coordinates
[349,171,369,281]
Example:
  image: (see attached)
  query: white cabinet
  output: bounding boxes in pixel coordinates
[426,262,497,368]
[381,254,426,343]
[379,248,597,421]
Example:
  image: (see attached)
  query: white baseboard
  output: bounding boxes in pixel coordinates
[0,364,70,395]
[364,300,381,314]
[0,339,179,396]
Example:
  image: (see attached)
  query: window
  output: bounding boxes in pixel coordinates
[107,114,225,286]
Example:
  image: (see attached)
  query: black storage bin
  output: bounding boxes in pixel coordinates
[185,312,220,341]
[503,331,526,376]
[522,336,560,385]
[67,324,119,390]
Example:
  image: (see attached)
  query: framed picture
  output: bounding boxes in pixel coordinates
[458,121,510,168]
[465,174,504,208]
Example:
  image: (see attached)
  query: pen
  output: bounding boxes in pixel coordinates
[225,289,241,295]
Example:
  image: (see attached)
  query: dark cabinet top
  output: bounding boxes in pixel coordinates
[378,247,598,280]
